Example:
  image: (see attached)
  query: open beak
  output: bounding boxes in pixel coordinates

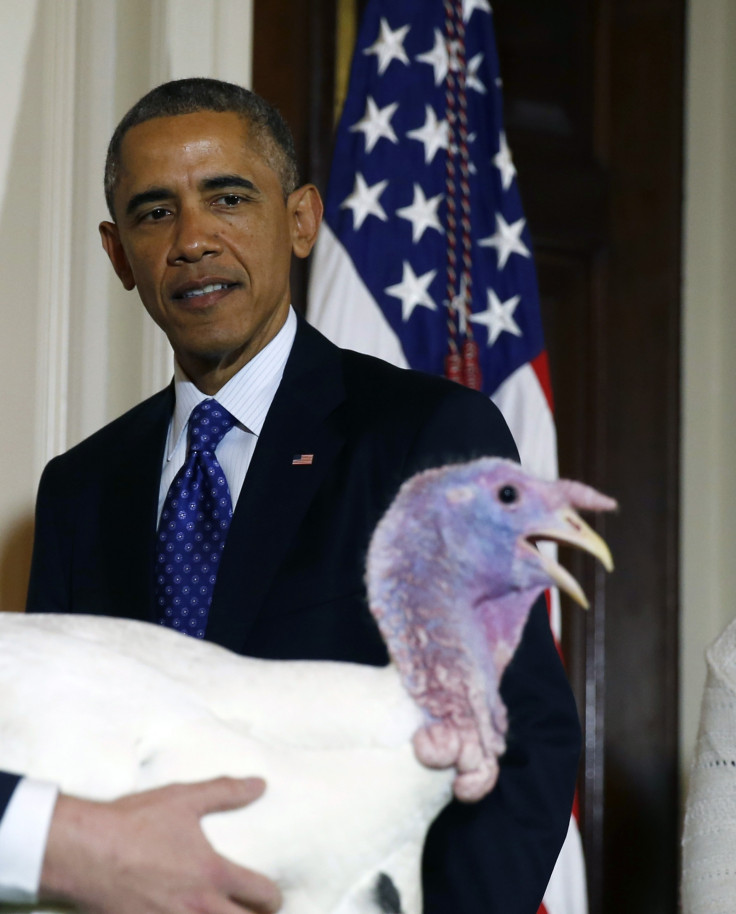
[524,508,614,608]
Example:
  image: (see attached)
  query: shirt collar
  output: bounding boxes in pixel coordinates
[166,306,297,461]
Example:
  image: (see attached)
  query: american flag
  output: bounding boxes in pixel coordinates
[307,2,586,912]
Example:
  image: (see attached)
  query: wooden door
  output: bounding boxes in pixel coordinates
[491,4,683,911]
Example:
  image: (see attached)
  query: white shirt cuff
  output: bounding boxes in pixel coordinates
[0,778,59,903]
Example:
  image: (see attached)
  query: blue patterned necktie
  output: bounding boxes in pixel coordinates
[155,399,236,638]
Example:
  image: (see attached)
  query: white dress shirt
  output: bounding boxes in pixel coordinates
[0,780,58,903]
[0,308,297,902]
[158,306,297,518]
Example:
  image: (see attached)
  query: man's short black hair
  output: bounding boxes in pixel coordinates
[104,77,300,218]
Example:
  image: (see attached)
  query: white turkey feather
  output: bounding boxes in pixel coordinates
[0,613,448,914]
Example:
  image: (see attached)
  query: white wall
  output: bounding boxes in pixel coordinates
[680,0,736,791]
[0,0,44,612]
[0,0,253,612]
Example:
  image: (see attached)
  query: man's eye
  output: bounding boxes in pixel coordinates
[216,194,245,207]
[143,207,170,221]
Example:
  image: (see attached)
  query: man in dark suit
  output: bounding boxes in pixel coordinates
[0,79,580,914]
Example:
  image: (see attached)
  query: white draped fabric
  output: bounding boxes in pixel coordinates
[682,617,736,913]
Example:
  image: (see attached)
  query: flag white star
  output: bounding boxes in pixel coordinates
[363,17,410,74]
[407,105,449,164]
[397,184,444,243]
[466,53,486,94]
[341,173,389,230]
[493,131,516,190]
[469,289,522,345]
[385,262,438,321]
[416,29,448,86]
[463,0,493,21]
[449,131,478,175]
[349,97,399,154]
[478,213,531,269]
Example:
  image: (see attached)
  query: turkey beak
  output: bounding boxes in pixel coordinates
[527,508,614,609]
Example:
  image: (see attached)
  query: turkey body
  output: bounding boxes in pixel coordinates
[0,612,449,914]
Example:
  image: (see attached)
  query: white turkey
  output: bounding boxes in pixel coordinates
[0,457,615,914]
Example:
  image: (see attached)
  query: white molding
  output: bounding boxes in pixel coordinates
[67,0,118,445]
[139,0,254,397]
[148,0,170,85]
[212,0,253,87]
[141,321,174,398]
[139,0,176,398]
[35,0,77,474]
[166,0,217,79]
[156,0,253,84]
[680,0,736,790]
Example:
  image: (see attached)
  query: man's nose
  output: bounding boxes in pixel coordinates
[169,206,223,263]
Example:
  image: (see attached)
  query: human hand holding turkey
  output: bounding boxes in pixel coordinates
[39,777,281,914]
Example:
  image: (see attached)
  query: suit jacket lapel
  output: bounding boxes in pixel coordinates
[100,387,172,622]
[206,320,347,652]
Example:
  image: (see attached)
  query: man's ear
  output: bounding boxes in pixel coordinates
[288,184,324,259]
[99,221,136,291]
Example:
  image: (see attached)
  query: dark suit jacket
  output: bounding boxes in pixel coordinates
[4,317,581,913]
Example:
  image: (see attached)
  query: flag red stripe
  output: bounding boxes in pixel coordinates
[531,350,555,413]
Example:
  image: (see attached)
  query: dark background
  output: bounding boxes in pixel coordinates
[253,2,685,910]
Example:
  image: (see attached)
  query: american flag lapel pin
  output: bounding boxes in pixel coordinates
[292,454,314,466]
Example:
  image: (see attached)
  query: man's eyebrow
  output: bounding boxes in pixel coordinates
[200,175,258,193]
[125,187,174,217]
[124,176,259,217]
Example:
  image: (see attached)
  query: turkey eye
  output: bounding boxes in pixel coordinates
[498,485,518,504]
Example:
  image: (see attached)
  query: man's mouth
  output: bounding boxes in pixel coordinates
[173,281,238,302]
[182,282,231,299]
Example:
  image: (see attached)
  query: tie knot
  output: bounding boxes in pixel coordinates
[188,399,235,453]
